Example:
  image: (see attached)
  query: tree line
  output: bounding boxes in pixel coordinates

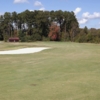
[0,10,100,43]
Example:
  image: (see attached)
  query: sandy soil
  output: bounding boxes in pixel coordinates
[0,47,49,55]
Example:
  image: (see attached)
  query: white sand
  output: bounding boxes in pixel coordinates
[0,47,49,55]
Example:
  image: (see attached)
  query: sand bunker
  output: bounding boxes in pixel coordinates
[0,47,49,55]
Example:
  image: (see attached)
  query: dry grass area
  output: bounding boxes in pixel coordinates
[0,42,100,100]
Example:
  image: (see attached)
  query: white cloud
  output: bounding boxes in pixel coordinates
[30,10,34,12]
[14,0,29,3]
[34,1,43,7]
[74,7,81,15]
[34,1,45,11]
[73,7,87,24]
[82,12,89,18]
[0,12,4,15]
[78,18,88,24]
[74,7,100,28]
[82,12,100,19]
[39,7,45,11]
[76,11,100,25]
[78,12,100,25]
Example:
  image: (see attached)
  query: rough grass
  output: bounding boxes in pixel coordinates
[0,42,100,100]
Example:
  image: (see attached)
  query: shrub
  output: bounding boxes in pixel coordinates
[18,30,26,42]
[42,36,50,41]
[3,33,9,42]
[31,33,42,41]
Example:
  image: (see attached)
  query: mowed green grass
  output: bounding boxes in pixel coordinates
[0,42,100,100]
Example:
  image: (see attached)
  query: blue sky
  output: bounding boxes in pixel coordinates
[0,0,100,29]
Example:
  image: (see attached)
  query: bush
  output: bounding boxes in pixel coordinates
[42,36,50,41]
[3,33,9,42]
[76,35,87,43]
[31,33,42,41]
[25,35,31,42]
[93,36,100,43]
[0,33,3,41]
[18,30,26,42]
[86,33,93,43]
